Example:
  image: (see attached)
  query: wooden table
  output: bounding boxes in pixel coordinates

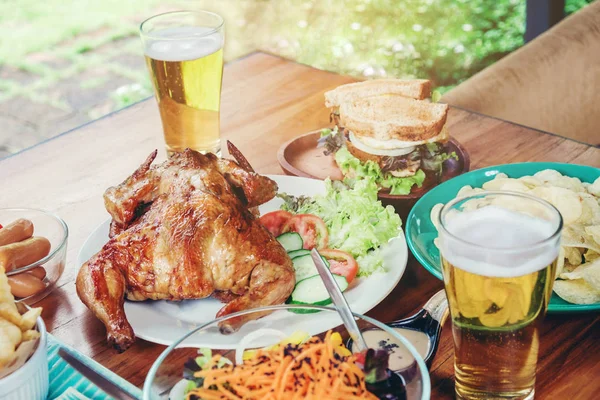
[1,52,599,399]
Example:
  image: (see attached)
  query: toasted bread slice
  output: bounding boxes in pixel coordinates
[325,79,432,108]
[340,95,449,144]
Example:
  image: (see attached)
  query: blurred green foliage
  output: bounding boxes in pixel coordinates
[0,0,593,105]
[238,0,527,93]
[566,0,595,14]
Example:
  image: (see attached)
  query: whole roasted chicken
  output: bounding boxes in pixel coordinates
[76,147,295,351]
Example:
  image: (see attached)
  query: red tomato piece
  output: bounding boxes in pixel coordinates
[354,350,367,366]
[259,210,293,237]
[319,248,358,284]
[0,224,3,229]
[281,214,329,250]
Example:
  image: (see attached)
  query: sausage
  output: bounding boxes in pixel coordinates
[0,237,51,272]
[7,273,47,298]
[0,219,34,246]
[26,266,47,280]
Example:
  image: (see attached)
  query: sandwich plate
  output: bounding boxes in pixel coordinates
[405,162,600,313]
[277,130,470,217]
[77,175,409,348]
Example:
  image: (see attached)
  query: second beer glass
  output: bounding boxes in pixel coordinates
[140,11,224,157]
[437,192,562,400]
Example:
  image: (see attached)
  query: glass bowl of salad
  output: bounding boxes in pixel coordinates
[143,304,431,400]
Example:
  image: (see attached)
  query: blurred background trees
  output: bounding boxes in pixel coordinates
[0,0,594,156]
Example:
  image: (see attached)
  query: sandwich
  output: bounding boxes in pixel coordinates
[319,79,456,195]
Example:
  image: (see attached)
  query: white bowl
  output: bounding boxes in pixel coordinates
[0,317,49,400]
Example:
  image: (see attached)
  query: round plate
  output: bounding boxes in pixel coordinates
[277,130,470,217]
[405,162,600,313]
[77,175,409,348]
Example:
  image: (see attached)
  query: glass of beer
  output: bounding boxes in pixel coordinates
[140,11,224,157]
[436,191,562,400]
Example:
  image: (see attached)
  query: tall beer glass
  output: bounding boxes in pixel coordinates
[437,191,562,400]
[140,11,224,157]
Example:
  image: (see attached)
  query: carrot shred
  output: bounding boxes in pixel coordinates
[185,330,378,400]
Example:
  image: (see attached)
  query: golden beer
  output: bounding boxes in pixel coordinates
[437,192,562,400]
[442,258,556,399]
[141,13,224,156]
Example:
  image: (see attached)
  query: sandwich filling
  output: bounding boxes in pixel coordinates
[323,79,457,195]
[319,126,456,195]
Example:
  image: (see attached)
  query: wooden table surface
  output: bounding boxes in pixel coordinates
[1,52,599,399]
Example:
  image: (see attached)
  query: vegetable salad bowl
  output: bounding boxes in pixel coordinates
[143,305,430,400]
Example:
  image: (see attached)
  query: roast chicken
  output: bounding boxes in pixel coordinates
[76,148,295,351]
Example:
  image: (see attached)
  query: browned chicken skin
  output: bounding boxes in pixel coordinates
[76,149,295,351]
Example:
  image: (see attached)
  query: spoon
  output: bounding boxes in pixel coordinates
[310,249,368,351]
[386,289,448,366]
[345,288,448,369]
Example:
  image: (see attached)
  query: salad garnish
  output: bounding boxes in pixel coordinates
[182,330,406,400]
[317,126,345,155]
[319,128,458,195]
[278,178,402,277]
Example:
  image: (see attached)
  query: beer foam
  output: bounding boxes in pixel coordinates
[144,27,223,62]
[439,206,560,277]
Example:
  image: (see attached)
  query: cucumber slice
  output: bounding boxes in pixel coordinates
[287,296,331,314]
[290,274,349,306]
[292,254,330,283]
[276,232,303,252]
[288,249,310,259]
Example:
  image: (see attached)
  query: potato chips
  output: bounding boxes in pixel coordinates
[431,170,600,305]
[0,264,42,372]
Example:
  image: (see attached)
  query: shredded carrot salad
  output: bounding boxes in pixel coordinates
[186,331,377,400]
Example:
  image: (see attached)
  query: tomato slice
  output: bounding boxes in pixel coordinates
[281,214,329,250]
[259,210,293,237]
[319,249,358,284]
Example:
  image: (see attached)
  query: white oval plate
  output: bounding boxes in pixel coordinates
[77,175,408,348]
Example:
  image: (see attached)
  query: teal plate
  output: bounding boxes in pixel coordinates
[48,334,142,400]
[405,162,600,313]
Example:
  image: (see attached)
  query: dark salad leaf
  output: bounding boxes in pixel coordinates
[357,349,407,400]
[380,150,421,174]
[317,126,346,155]
[363,349,390,384]
[421,142,458,175]
[277,180,349,213]
[367,371,408,400]
[183,357,205,389]
[277,192,313,213]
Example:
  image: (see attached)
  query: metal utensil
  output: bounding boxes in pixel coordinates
[346,289,449,368]
[387,289,449,365]
[58,348,139,400]
[310,248,368,351]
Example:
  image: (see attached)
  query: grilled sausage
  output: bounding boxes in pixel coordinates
[26,266,47,280]
[0,237,51,272]
[0,219,34,246]
[7,273,46,298]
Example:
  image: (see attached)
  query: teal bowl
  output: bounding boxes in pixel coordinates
[405,162,600,313]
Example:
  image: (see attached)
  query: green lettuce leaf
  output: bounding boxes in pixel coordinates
[334,147,425,195]
[292,178,402,277]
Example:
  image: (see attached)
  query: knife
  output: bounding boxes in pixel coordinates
[58,348,140,400]
[310,249,368,351]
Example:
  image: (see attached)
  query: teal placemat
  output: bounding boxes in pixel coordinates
[47,334,142,400]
